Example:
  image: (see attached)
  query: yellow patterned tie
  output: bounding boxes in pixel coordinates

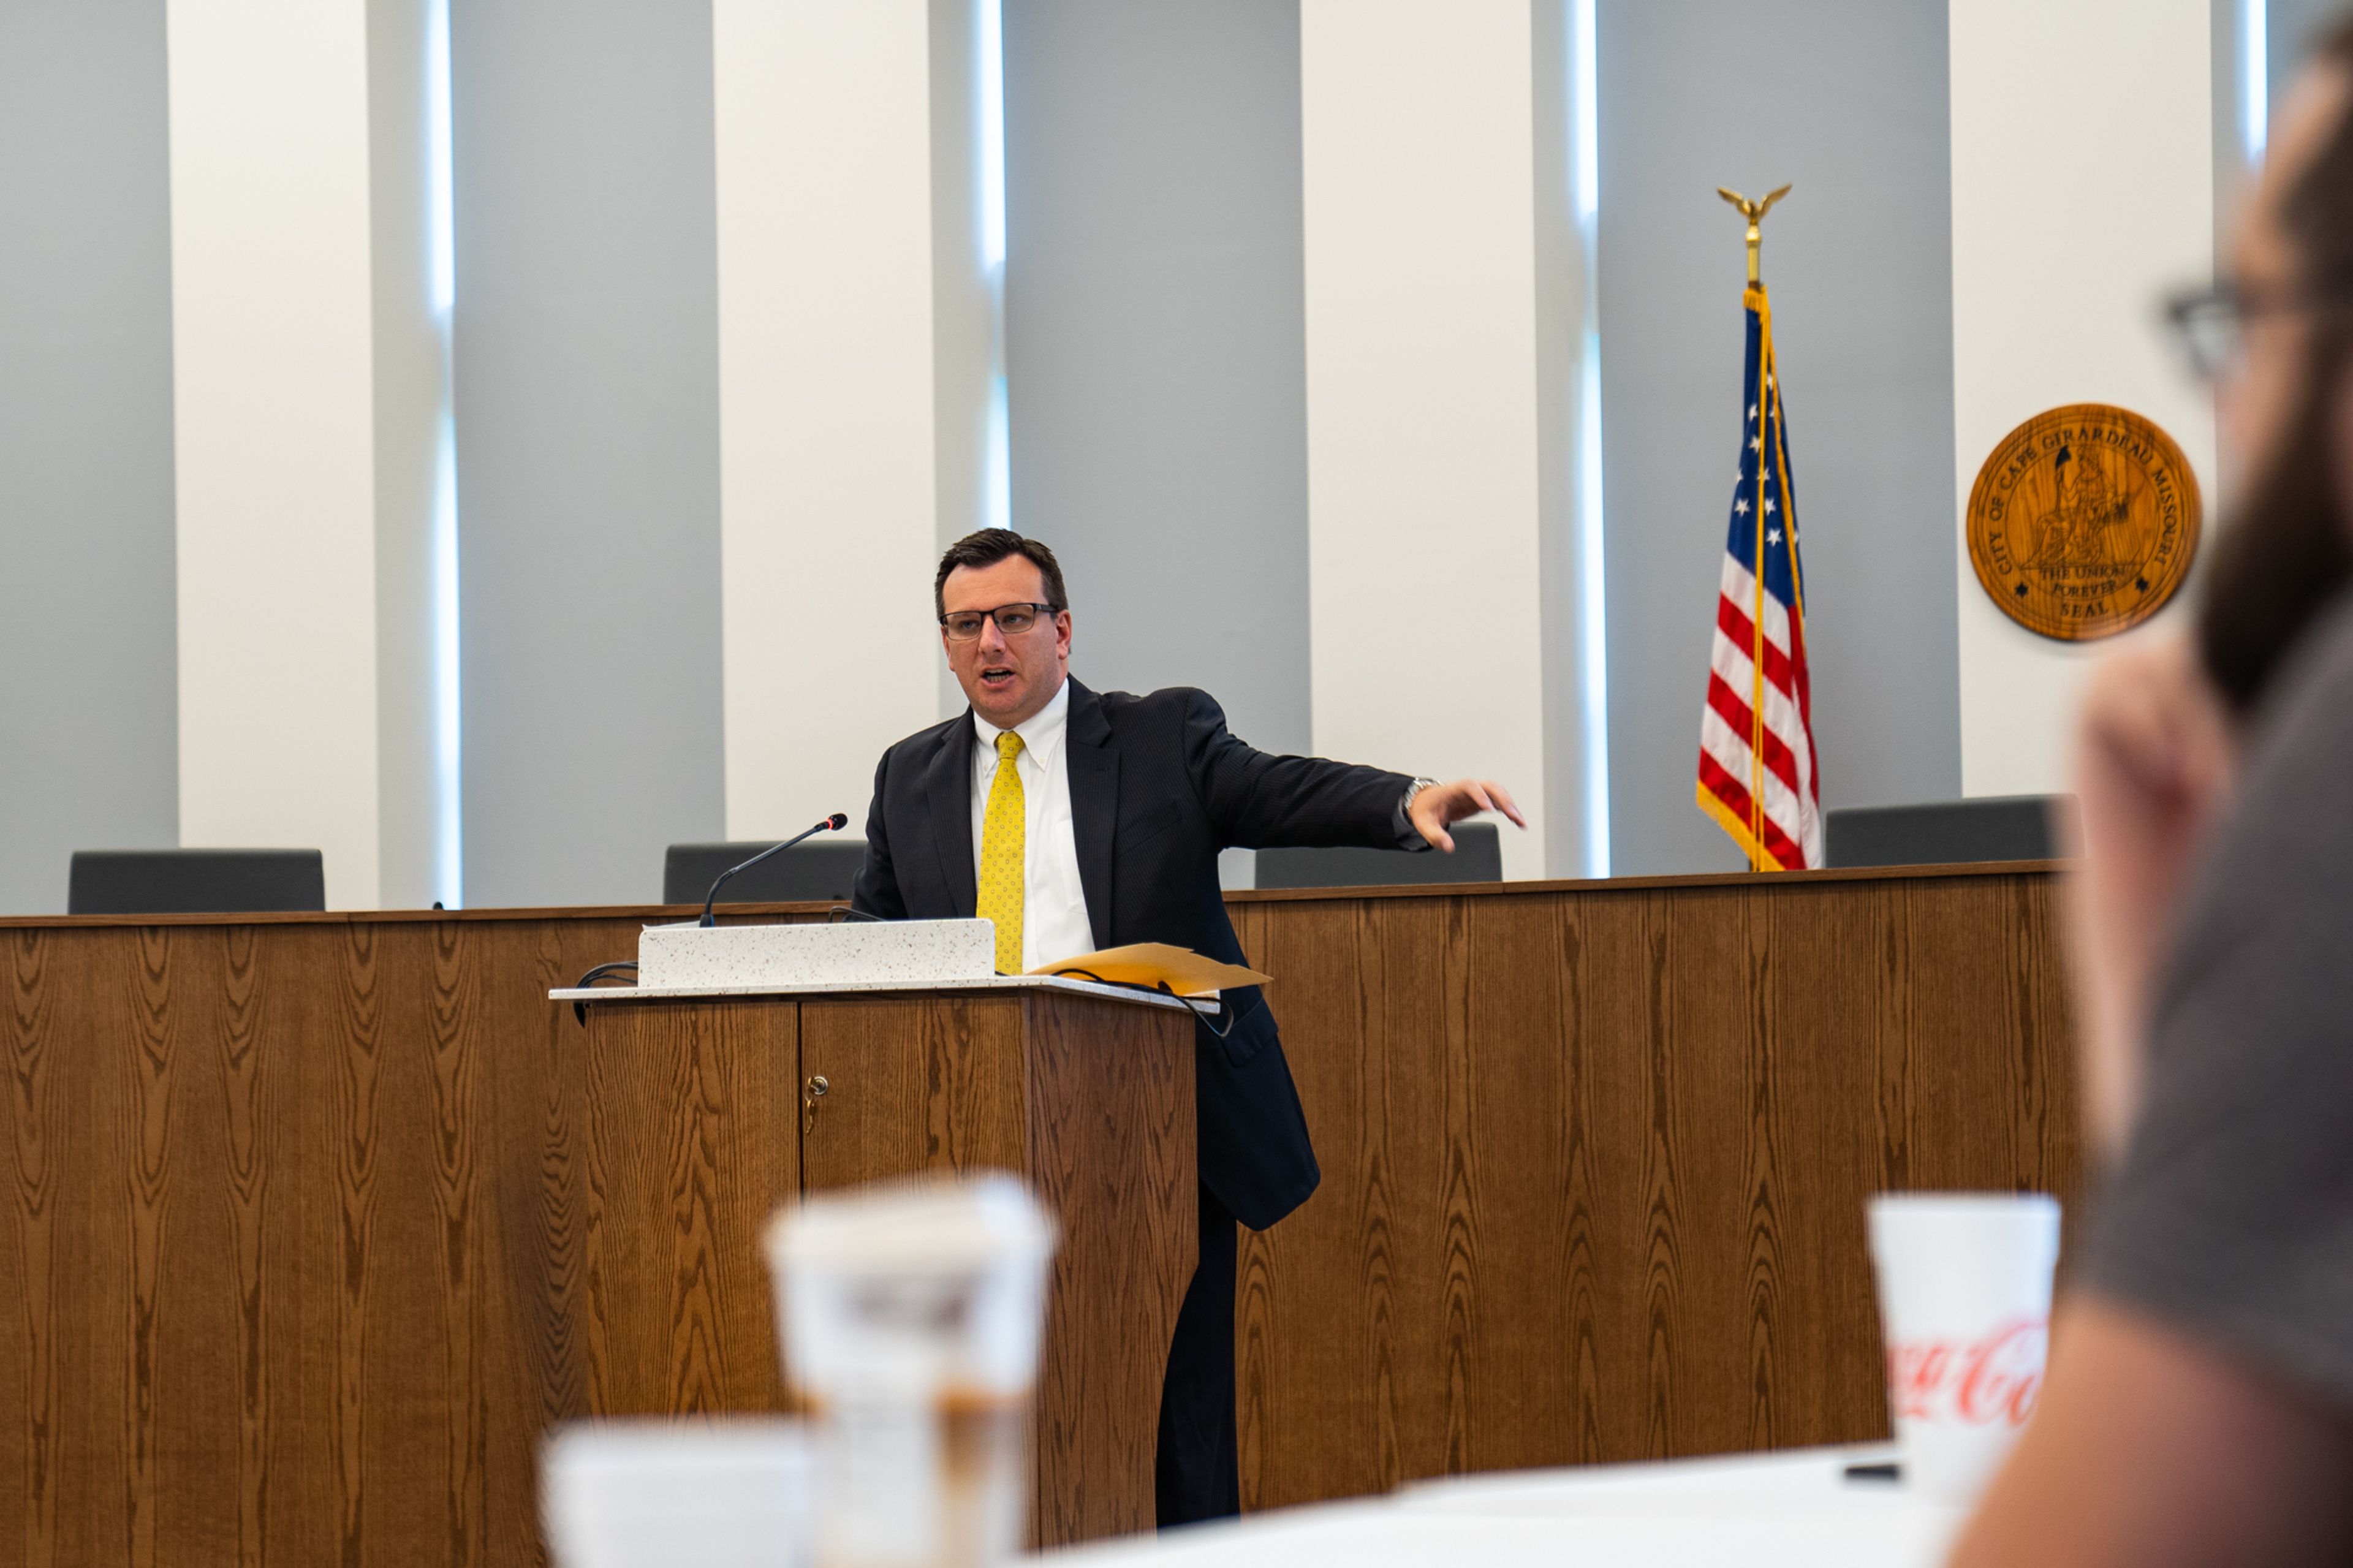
[977,730,1026,972]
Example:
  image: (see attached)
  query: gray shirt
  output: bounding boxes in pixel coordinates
[2084,593,2353,1414]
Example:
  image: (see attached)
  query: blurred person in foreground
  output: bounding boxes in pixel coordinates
[1949,20,2353,1568]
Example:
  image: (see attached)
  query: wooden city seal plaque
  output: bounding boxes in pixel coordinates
[1966,403,2201,641]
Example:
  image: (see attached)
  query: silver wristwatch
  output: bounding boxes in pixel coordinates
[1397,778,1442,849]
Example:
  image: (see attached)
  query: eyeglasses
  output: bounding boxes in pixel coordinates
[939,602,1061,641]
[2164,281,2353,382]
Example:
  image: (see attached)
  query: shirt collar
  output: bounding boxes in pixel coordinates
[972,677,1070,769]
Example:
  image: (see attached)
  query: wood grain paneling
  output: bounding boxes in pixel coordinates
[0,868,2077,1562]
[0,911,792,1567]
[798,997,1028,1189]
[575,998,800,1417]
[1017,994,1194,1546]
[795,993,1195,1544]
[1231,869,2080,1510]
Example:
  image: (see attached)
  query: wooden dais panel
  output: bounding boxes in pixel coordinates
[0,868,2074,1561]
[0,914,799,1567]
[1229,868,2078,1510]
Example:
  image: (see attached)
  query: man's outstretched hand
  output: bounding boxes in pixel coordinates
[1409,779,1528,852]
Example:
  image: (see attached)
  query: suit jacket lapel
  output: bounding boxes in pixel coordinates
[925,715,979,917]
[1064,678,1118,951]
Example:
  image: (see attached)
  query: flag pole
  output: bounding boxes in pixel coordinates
[1717,186,1790,871]
[1748,322,1768,866]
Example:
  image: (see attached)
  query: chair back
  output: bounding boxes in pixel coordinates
[663,839,868,906]
[1255,820,1503,890]
[1822,795,2076,868]
[69,849,328,915]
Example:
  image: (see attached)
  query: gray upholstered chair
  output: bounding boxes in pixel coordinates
[1254,820,1503,889]
[1822,795,2077,868]
[663,839,868,906]
[68,849,327,915]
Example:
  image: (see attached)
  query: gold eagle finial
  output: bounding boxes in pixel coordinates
[1716,184,1792,285]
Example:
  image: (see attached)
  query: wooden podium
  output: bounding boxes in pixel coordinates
[564,977,1198,1546]
[0,910,1192,1567]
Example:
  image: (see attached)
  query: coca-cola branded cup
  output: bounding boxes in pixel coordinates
[765,1174,1057,1568]
[1866,1192,2060,1504]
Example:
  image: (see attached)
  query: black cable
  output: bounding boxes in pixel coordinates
[827,905,886,924]
[570,960,638,1026]
[576,960,639,986]
[1048,967,1233,1039]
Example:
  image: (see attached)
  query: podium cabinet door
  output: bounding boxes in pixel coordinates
[569,996,802,1415]
[796,995,1029,1189]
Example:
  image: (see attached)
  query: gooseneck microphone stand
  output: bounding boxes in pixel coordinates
[698,812,849,926]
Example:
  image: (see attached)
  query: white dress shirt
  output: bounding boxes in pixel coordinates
[970,679,1096,972]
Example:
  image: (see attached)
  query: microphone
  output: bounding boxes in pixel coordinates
[699,813,849,927]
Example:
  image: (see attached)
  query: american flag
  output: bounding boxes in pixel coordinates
[1696,285,1822,870]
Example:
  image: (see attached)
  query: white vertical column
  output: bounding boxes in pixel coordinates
[1949,0,2217,796]
[166,0,388,909]
[713,0,988,839]
[1300,0,1565,881]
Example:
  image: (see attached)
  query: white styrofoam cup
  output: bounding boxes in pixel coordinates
[541,1418,811,1568]
[1867,1191,2060,1504]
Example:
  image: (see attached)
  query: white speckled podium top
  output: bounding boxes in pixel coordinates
[547,917,1207,1013]
[548,972,1198,1012]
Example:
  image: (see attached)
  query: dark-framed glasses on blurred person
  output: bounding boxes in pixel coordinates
[2164,280,2353,382]
[940,602,1059,640]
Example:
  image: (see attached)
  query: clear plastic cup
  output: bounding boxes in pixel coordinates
[1867,1191,2061,1504]
[765,1174,1058,1568]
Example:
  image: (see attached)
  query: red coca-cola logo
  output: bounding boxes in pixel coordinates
[1887,1317,2047,1427]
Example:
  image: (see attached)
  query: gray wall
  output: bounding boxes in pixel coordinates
[2271,0,2344,98]
[0,0,180,915]
[452,0,726,906]
[1002,0,1313,757]
[1599,0,1959,874]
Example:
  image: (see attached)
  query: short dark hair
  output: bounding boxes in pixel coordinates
[934,529,1069,619]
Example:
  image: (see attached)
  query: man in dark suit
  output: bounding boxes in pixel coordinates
[852,528,1521,1524]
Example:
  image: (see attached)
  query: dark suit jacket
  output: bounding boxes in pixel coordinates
[851,678,1417,1232]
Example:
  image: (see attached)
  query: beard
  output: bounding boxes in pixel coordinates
[2198,323,2353,715]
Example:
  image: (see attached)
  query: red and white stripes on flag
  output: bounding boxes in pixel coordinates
[1696,285,1822,871]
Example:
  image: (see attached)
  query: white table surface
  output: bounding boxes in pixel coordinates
[1039,1446,1966,1567]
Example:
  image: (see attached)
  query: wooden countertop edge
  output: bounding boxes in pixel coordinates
[1230,857,2071,902]
[0,903,827,930]
[0,859,2067,930]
